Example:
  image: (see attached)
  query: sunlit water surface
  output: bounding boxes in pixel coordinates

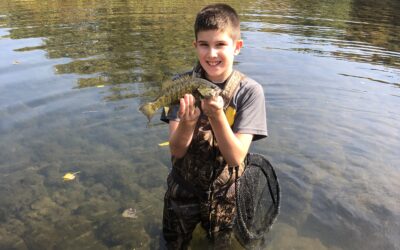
[0,0,399,249]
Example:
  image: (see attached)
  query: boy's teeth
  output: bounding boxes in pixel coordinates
[208,61,220,66]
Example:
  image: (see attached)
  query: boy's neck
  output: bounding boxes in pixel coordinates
[206,70,234,86]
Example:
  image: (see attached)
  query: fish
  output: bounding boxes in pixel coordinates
[139,75,221,121]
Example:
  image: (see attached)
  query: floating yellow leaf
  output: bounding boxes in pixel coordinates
[158,141,169,147]
[62,171,80,181]
[96,85,105,88]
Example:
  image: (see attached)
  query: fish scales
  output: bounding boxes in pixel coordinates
[139,75,221,121]
[157,77,201,107]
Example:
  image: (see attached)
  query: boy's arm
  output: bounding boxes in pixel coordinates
[209,111,253,166]
[169,94,200,158]
[202,96,253,166]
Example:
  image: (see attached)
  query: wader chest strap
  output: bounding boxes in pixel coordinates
[221,70,244,110]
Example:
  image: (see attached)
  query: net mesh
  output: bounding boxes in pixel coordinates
[233,153,280,247]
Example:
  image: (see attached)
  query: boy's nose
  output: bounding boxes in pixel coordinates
[209,47,218,57]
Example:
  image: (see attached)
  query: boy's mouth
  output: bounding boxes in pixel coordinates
[207,61,221,66]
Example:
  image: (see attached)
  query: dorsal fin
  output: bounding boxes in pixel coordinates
[160,75,174,90]
[161,74,191,90]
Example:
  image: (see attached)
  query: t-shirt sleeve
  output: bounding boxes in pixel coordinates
[231,81,268,141]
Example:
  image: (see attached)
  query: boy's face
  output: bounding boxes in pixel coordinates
[194,29,243,83]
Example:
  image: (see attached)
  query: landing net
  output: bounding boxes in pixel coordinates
[233,153,280,247]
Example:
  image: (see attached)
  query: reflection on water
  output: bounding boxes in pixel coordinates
[243,0,400,67]
[1,0,202,103]
[0,0,399,249]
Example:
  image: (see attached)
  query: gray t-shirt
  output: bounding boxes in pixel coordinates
[161,75,268,141]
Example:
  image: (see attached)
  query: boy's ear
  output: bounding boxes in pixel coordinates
[193,40,197,48]
[234,39,243,55]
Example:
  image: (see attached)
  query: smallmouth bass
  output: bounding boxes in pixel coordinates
[139,75,221,121]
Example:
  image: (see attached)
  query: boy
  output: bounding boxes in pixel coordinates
[160,3,268,249]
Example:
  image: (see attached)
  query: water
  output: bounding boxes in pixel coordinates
[0,0,399,249]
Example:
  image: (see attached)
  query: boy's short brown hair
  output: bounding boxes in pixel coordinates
[194,4,241,41]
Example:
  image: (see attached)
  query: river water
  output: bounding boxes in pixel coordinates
[0,0,399,249]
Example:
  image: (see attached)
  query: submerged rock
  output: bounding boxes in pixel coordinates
[95,216,150,248]
[0,227,28,250]
[122,208,137,219]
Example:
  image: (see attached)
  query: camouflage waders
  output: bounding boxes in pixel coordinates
[162,68,245,249]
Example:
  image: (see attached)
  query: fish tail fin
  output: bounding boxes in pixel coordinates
[139,102,157,121]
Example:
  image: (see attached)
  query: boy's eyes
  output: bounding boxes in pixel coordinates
[198,42,227,47]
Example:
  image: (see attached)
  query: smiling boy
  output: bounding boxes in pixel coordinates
[161,4,268,249]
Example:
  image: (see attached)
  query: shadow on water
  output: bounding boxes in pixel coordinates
[0,0,399,249]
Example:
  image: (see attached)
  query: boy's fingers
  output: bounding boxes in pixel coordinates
[216,96,224,107]
[187,95,193,113]
[189,95,195,112]
[184,93,192,101]
[188,94,193,104]
[178,94,201,120]
[178,98,186,117]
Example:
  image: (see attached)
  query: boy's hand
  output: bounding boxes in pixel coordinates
[201,95,224,119]
[178,94,200,123]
